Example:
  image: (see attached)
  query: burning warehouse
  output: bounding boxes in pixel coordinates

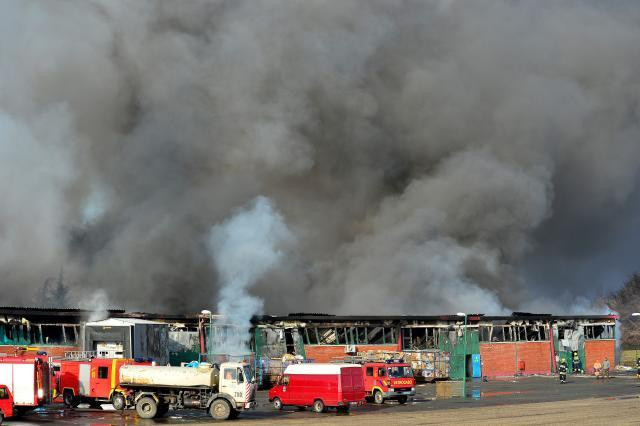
[243,313,617,384]
[0,306,617,386]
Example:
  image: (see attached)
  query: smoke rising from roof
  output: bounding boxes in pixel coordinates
[208,196,291,354]
[1,1,639,314]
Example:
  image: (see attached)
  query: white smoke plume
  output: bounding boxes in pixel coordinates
[81,289,111,322]
[208,196,292,355]
[1,1,640,315]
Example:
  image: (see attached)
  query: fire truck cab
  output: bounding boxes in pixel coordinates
[0,385,14,424]
[362,360,415,404]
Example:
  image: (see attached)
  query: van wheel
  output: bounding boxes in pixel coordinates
[374,390,384,404]
[136,396,158,419]
[273,397,283,410]
[210,399,231,420]
[398,396,408,404]
[111,392,126,411]
[312,399,325,413]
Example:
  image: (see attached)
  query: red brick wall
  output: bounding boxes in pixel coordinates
[585,340,615,373]
[480,342,552,377]
[304,345,398,363]
[516,342,551,375]
[0,345,80,358]
[480,343,516,377]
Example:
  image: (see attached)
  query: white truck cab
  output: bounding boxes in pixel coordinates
[218,362,256,410]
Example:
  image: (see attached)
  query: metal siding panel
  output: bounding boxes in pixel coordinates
[133,324,169,365]
[13,364,35,405]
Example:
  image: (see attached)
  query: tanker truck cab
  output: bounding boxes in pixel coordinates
[219,363,254,401]
[119,361,256,421]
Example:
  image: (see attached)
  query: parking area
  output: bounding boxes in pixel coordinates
[8,375,640,424]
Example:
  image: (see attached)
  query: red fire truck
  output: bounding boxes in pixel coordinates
[0,385,15,424]
[0,356,50,415]
[362,360,415,404]
[55,357,150,409]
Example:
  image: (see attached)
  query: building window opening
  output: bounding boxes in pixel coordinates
[367,327,385,345]
[41,325,65,345]
[317,328,336,345]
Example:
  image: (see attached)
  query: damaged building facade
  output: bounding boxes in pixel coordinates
[0,307,124,358]
[0,307,616,383]
[0,307,200,366]
[247,313,617,382]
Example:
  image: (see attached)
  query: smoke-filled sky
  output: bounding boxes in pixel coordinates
[1,0,639,315]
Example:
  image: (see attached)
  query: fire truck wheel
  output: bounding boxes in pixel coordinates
[397,396,408,404]
[273,397,283,410]
[373,390,384,404]
[63,391,80,408]
[0,412,4,424]
[312,399,326,413]
[136,396,158,419]
[111,393,126,411]
[210,399,231,420]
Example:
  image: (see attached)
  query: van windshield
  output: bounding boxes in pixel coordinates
[387,366,413,378]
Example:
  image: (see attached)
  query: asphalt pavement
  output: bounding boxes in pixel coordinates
[9,375,640,425]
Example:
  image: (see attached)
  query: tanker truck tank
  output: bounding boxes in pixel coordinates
[117,361,255,421]
[120,364,220,387]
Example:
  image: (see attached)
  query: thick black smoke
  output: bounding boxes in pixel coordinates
[1,0,639,314]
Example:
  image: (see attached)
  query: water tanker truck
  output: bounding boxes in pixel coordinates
[116,362,256,420]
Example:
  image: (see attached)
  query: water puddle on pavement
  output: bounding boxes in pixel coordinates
[472,390,533,399]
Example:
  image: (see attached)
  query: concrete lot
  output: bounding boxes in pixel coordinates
[10,375,640,425]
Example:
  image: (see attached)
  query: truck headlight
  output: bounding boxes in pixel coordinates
[38,388,44,398]
[411,387,415,392]
[389,388,394,392]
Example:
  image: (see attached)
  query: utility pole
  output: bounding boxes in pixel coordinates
[457,312,468,398]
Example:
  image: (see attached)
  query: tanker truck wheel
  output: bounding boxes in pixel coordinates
[210,399,231,420]
[111,393,126,411]
[136,396,158,419]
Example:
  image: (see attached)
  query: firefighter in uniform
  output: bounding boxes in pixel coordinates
[572,351,582,374]
[558,359,568,383]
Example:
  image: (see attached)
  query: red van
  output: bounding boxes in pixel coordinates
[269,364,365,413]
[362,361,415,404]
